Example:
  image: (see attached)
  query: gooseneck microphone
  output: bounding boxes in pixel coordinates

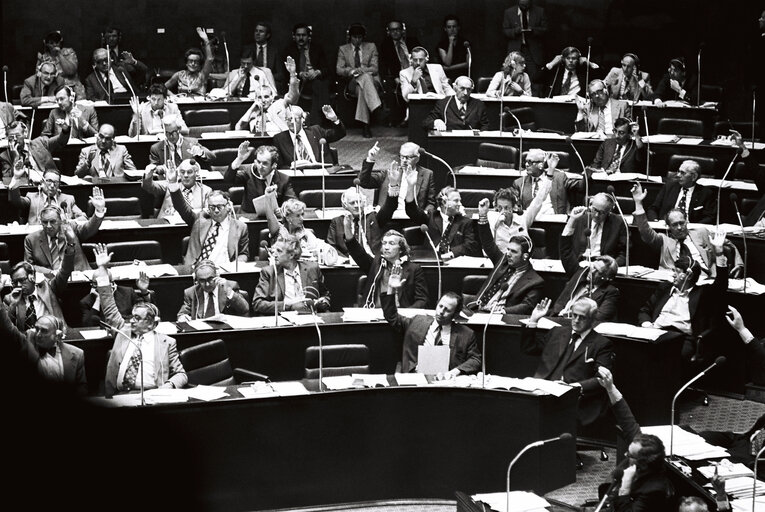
[607,185,630,276]
[418,147,456,188]
[481,282,508,388]
[584,37,594,99]
[642,108,651,180]
[506,433,574,512]
[730,193,748,293]
[752,86,757,148]
[261,240,279,326]
[319,137,327,214]
[221,31,230,73]
[716,149,740,227]
[464,41,472,78]
[353,177,367,249]
[567,137,592,286]
[506,108,523,169]
[697,43,703,107]
[304,285,324,391]
[669,356,726,457]
[2,65,8,104]
[421,224,442,298]
[99,321,145,406]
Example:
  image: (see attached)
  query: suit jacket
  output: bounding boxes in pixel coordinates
[24,214,102,272]
[503,5,548,63]
[521,325,613,425]
[541,62,590,98]
[249,41,286,93]
[590,137,645,174]
[473,221,544,314]
[646,182,716,224]
[142,177,211,220]
[399,64,453,101]
[177,280,249,320]
[359,159,436,213]
[379,36,420,82]
[8,189,85,225]
[336,42,380,79]
[423,96,489,131]
[326,211,382,257]
[75,143,136,178]
[603,67,653,101]
[251,260,329,315]
[20,74,65,107]
[272,121,346,168]
[745,338,765,386]
[511,170,583,215]
[567,214,627,266]
[98,284,187,398]
[651,72,698,104]
[0,133,66,179]
[283,42,331,82]
[148,136,213,167]
[224,166,296,214]
[405,200,480,257]
[41,105,99,138]
[84,66,137,102]
[80,285,152,327]
[5,248,73,330]
[18,332,87,395]
[575,98,632,134]
[381,293,481,374]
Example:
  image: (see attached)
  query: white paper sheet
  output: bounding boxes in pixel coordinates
[394,373,429,386]
[472,491,550,512]
[78,329,109,340]
[416,345,450,374]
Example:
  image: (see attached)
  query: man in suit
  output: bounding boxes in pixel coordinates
[252,21,286,93]
[41,84,99,138]
[423,76,488,132]
[651,58,697,106]
[0,121,67,181]
[81,270,153,326]
[74,123,136,178]
[283,23,331,124]
[177,260,249,321]
[481,181,549,254]
[603,53,652,101]
[92,244,187,398]
[20,62,64,107]
[142,158,211,221]
[128,83,189,137]
[84,47,136,102]
[272,105,346,168]
[359,141,436,214]
[588,117,645,175]
[24,191,106,274]
[503,0,548,88]
[9,168,85,225]
[170,187,249,272]
[252,233,330,315]
[631,182,743,278]
[227,143,295,215]
[522,297,614,425]
[337,23,382,137]
[575,80,631,135]
[379,19,420,125]
[404,184,479,259]
[511,149,583,215]
[399,46,453,102]
[235,57,300,135]
[563,196,627,266]
[646,160,716,224]
[148,115,213,168]
[223,46,278,98]
[103,27,150,89]
[383,288,480,377]
[725,306,765,386]
[326,186,382,258]
[541,46,597,98]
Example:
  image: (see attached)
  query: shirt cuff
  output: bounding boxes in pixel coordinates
[739,328,755,344]
[94,209,106,218]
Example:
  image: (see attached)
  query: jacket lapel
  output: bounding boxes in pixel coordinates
[153,333,166,388]
[38,234,54,267]
[61,344,74,382]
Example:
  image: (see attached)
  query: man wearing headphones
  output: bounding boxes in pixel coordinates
[399,46,453,102]
[283,23,331,124]
[177,260,249,321]
[542,46,598,98]
[575,79,631,135]
[272,104,346,168]
[379,20,420,126]
[9,168,85,224]
[40,84,99,139]
[93,244,187,398]
[227,143,296,214]
[337,23,382,138]
[234,56,300,135]
[511,148,583,215]
[223,46,278,98]
[645,159,715,224]
[81,269,153,326]
[603,53,653,101]
[20,62,64,107]
[588,117,645,174]
[562,195,627,266]
[650,58,697,105]
[326,186,382,259]
[84,47,136,102]
[148,114,214,168]
[480,182,549,254]
[75,123,137,178]
[423,75,488,131]
[103,26,150,88]
[128,83,189,137]
[143,158,212,220]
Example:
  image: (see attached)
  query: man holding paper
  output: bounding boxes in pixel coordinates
[177,260,249,321]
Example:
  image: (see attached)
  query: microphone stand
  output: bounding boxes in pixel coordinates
[608,186,630,276]
[507,109,523,170]
[319,137,327,215]
[715,151,738,227]
[752,87,757,148]
[499,87,505,134]
[567,138,592,292]
[696,45,702,107]
[106,44,112,105]
[464,42,472,79]
[584,39,593,99]
[481,299,505,388]
[2,66,8,104]
[221,32,230,74]
[420,148,456,188]
[754,445,765,511]
[305,286,324,391]
[421,225,442,298]
[100,321,145,406]
[642,108,651,180]
[506,435,572,512]
[731,195,748,293]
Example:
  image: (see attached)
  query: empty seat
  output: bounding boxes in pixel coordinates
[88,197,142,220]
[713,121,759,142]
[527,227,547,259]
[476,143,518,169]
[461,275,486,306]
[228,186,244,206]
[657,118,704,138]
[304,344,370,379]
[106,241,162,266]
[184,108,231,137]
[210,148,241,174]
[459,189,495,208]
[355,275,368,307]
[297,190,344,208]
[476,76,492,94]
[506,107,536,131]
[180,339,268,386]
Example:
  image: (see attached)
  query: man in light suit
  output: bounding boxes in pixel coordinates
[588,117,645,175]
[272,105,346,168]
[383,288,481,377]
[252,22,286,93]
[399,46,453,102]
[177,260,249,321]
[93,244,187,398]
[0,121,66,182]
[128,83,189,137]
[646,160,716,224]
[503,0,548,86]
[603,53,652,101]
[148,115,213,168]
[251,233,331,315]
[511,149,584,215]
[9,168,85,225]
[522,297,614,425]
[575,80,631,135]
[84,47,137,102]
[326,186,382,258]
[227,143,296,215]
[336,23,382,137]
[423,76,488,131]
[41,84,99,138]
[20,62,64,107]
[142,158,211,220]
[74,124,136,178]
[563,196,627,266]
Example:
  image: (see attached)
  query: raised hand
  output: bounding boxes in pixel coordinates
[136,271,150,293]
[596,366,614,390]
[725,305,744,331]
[529,297,551,324]
[388,162,402,186]
[165,163,178,184]
[189,142,204,157]
[366,141,380,161]
[477,197,490,217]
[545,152,560,170]
[93,243,113,268]
[90,186,106,213]
[129,95,140,115]
[196,27,209,42]
[433,119,447,132]
[321,105,338,122]
[62,222,77,244]
[569,205,588,220]
[630,182,647,203]
[388,263,406,289]
[284,56,296,75]
[709,230,726,256]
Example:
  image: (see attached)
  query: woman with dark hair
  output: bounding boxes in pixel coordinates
[165,27,215,95]
[435,15,470,81]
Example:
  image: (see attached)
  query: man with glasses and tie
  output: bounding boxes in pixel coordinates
[148,114,213,170]
[423,76,488,132]
[588,117,645,175]
[9,168,85,224]
[327,186,382,259]
[75,124,136,178]
[20,61,64,107]
[646,159,715,224]
[511,148,583,215]
[41,84,99,138]
[84,47,136,102]
[93,244,187,398]
[227,143,296,214]
[1,121,68,186]
[143,158,211,220]
[272,104,345,169]
[177,260,249,322]
[563,197,627,266]
[522,296,614,425]
[223,47,278,98]
[575,79,631,136]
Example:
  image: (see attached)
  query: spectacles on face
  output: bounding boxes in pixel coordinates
[525,160,544,166]
[196,276,216,284]
[95,59,108,64]
[399,154,417,160]
[208,203,227,211]
[591,88,607,96]
[166,129,180,137]
[97,133,114,141]
[187,58,202,64]
[43,178,60,186]
[569,312,588,321]
[12,276,30,285]
[130,314,150,323]
[590,206,609,216]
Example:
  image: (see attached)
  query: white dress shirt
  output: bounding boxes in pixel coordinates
[207,217,232,267]
[424,320,452,347]
[116,333,158,391]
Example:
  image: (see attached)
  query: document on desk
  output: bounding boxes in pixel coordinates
[280,311,324,326]
[523,377,571,397]
[313,208,347,219]
[218,315,278,329]
[270,381,310,396]
[472,490,550,512]
[185,320,214,331]
[570,131,604,140]
[144,388,189,404]
[482,375,537,392]
[342,307,385,322]
[59,174,91,185]
[676,137,704,146]
[697,178,758,191]
[394,373,429,386]
[155,321,179,334]
[79,329,109,340]
[645,134,680,144]
[467,313,506,326]
[617,265,655,278]
[728,278,765,295]
[730,496,765,511]
[518,318,561,330]
[641,425,730,460]
[198,170,223,180]
[594,322,666,341]
[723,476,765,499]
[186,385,229,401]
[99,219,143,230]
[458,166,518,176]
[353,374,389,387]
[417,345,450,374]
[446,256,493,268]
[532,259,565,273]
[698,460,754,479]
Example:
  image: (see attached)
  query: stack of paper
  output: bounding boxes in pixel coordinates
[641,425,730,460]
[398,308,435,318]
[730,496,765,511]
[467,313,507,326]
[480,375,539,392]
[645,134,680,144]
[594,322,666,341]
[446,256,493,268]
[697,460,753,479]
[723,477,765,500]
[218,315,279,329]
[144,388,189,404]
[532,259,565,273]
[523,377,571,397]
[99,219,142,230]
[394,373,429,386]
[728,278,765,295]
[677,137,704,146]
[458,166,518,176]
[618,265,656,277]
[472,491,551,512]
[342,307,385,322]
[321,374,388,390]
[186,385,229,401]
[518,318,561,330]
[279,311,325,326]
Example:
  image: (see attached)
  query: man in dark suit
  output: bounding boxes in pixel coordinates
[522,296,614,425]
[0,121,66,181]
[646,160,716,224]
[84,47,136,102]
[650,58,697,106]
[378,19,420,126]
[511,149,583,215]
[177,260,249,321]
[422,76,489,132]
[41,84,99,138]
[588,117,645,174]
[272,105,346,168]
[725,306,765,386]
[20,62,64,107]
[503,0,548,87]
[563,197,627,266]
[251,22,286,93]
[326,186,382,258]
[283,23,331,124]
[80,271,153,326]
[252,233,330,315]
[382,288,480,377]
[9,168,85,225]
[148,115,213,168]
[575,80,631,135]
[541,46,596,98]
[226,143,296,214]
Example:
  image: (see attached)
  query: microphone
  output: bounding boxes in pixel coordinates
[505,108,523,169]
[319,137,327,214]
[506,433,574,512]
[752,86,757,148]
[260,239,280,326]
[584,37,593,98]
[642,109,651,180]
[463,40,472,79]
[105,43,112,105]
[607,185,630,276]
[730,193,748,293]
[418,147,456,188]
[481,282,508,388]
[304,285,325,391]
[99,320,146,405]
[669,356,726,457]
[353,177,367,244]
[697,43,703,107]
[567,136,592,274]
[421,224,442,298]
[221,31,230,73]
[716,150,739,227]
[2,65,8,104]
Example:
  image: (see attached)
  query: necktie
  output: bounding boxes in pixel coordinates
[354,46,361,69]
[49,236,62,270]
[561,71,571,95]
[439,217,454,254]
[25,296,37,331]
[198,222,220,262]
[609,144,624,171]
[122,336,143,391]
[239,73,250,97]
[678,188,689,214]
[478,268,514,308]
[676,237,692,262]
[551,333,579,380]
[100,150,110,176]
[396,41,408,69]
[183,186,193,206]
[295,135,307,161]
[532,177,539,197]
[352,217,360,242]
[521,10,529,45]
[38,344,56,358]
[433,324,443,346]
[458,103,466,120]
[256,45,265,67]
[597,107,606,132]
[204,291,216,318]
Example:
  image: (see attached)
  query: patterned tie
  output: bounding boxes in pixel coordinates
[458,103,466,120]
[676,238,692,262]
[678,188,689,214]
[354,46,361,68]
[25,296,37,331]
[597,107,606,132]
[433,324,443,346]
[608,144,624,171]
[478,268,514,308]
[198,222,220,262]
[183,186,193,206]
[100,151,111,176]
[521,10,529,45]
[619,76,628,99]
[353,217,361,242]
[256,45,265,67]
[121,336,143,391]
[204,291,215,318]
[561,71,571,95]
[532,177,539,197]
[295,135,307,161]
[49,236,62,270]
[439,217,453,254]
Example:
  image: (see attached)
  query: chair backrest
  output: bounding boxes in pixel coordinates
[459,189,495,208]
[304,344,370,379]
[667,155,717,178]
[713,121,760,141]
[734,161,764,182]
[184,108,231,138]
[182,236,190,256]
[0,241,8,260]
[476,77,492,94]
[88,197,142,220]
[701,85,722,103]
[298,189,344,208]
[741,198,758,216]
[615,196,635,215]
[52,157,62,171]
[12,84,23,101]
[521,150,570,171]
[228,186,244,206]
[106,241,163,265]
[476,143,518,169]
[526,227,547,259]
[179,339,235,386]
[461,274,486,305]
[507,107,536,131]
[355,275,367,307]
[81,243,97,266]
[402,225,425,247]
[656,118,704,138]
[211,148,242,174]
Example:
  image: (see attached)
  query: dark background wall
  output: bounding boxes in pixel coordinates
[2,0,762,118]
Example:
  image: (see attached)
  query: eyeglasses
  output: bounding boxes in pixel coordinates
[12,277,30,285]
[208,204,228,211]
[97,133,113,140]
[525,160,544,165]
[399,154,418,160]
[166,129,180,136]
[197,276,217,284]
[590,206,609,215]
[95,59,108,64]
[130,315,150,322]
[187,58,202,64]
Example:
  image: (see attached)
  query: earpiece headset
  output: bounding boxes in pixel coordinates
[670,57,686,73]
[40,203,66,222]
[410,46,429,60]
[437,186,457,207]
[346,23,367,42]
[622,52,640,68]
[385,21,407,36]
[192,259,219,283]
[519,234,533,259]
